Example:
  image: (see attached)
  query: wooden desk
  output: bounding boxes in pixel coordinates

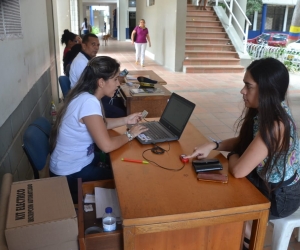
[119,84,171,118]
[108,121,270,250]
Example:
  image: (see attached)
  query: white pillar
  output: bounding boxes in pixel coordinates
[232,0,247,40]
[253,11,258,31]
[118,0,126,41]
[283,6,289,32]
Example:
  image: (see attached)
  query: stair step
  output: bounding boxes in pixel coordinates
[185,50,239,58]
[184,65,245,73]
[187,4,213,11]
[186,20,221,27]
[186,31,228,39]
[183,58,241,66]
[186,16,219,22]
[187,10,216,16]
[186,26,224,32]
[186,37,231,45]
[185,44,235,51]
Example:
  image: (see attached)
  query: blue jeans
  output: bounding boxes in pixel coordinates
[50,153,113,203]
[247,170,300,220]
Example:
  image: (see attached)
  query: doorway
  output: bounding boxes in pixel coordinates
[129,11,136,39]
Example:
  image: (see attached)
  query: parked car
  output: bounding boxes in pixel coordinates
[247,33,288,47]
[287,39,300,51]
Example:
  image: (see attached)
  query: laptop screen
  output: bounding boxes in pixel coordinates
[160,93,195,138]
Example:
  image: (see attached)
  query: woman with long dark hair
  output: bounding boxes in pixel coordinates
[61,29,82,59]
[50,56,148,202]
[185,58,300,249]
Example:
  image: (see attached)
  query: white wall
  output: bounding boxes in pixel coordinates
[0,0,51,127]
[136,0,186,71]
[262,0,297,5]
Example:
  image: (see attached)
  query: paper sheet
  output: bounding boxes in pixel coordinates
[94,187,121,219]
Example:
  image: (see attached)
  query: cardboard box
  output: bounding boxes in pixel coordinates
[5,177,78,250]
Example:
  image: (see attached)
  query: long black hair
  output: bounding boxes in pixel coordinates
[235,58,295,187]
[84,17,88,29]
[50,56,120,152]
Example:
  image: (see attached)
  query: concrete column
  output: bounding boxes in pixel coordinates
[260,4,267,34]
[118,0,127,41]
[283,6,289,32]
[89,6,94,26]
[253,11,258,31]
[232,0,247,41]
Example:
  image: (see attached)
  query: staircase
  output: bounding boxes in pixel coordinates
[183,4,245,73]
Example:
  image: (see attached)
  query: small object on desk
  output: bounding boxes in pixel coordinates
[180,154,189,163]
[85,226,102,235]
[119,69,129,77]
[84,204,94,212]
[121,158,149,164]
[197,173,228,184]
[126,81,133,86]
[84,193,95,203]
[137,76,158,84]
[192,159,223,173]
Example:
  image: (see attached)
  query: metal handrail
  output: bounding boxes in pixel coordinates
[215,0,252,53]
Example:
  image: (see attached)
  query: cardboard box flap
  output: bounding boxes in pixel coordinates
[6,177,75,229]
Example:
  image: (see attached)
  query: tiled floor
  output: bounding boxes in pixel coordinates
[99,39,300,249]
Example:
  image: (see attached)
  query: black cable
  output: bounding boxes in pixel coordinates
[142,143,186,171]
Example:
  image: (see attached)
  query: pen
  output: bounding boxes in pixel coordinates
[121,158,149,164]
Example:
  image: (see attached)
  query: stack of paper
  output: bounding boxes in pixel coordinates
[94,187,121,219]
[130,87,165,95]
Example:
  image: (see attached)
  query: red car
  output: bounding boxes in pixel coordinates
[247,33,288,47]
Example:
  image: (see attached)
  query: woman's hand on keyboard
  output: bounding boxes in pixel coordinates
[129,124,148,138]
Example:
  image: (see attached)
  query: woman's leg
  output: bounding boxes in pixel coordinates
[135,43,141,64]
[204,0,208,10]
[140,43,147,66]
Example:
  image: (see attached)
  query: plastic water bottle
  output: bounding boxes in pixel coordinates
[102,207,116,232]
[50,101,57,123]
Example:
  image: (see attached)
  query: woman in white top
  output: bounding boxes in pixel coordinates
[50,56,148,203]
[81,17,91,35]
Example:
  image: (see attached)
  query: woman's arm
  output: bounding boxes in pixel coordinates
[82,114,147,153]
[146,34,151,47]
[185,137,240,159]
[228,132,268,178]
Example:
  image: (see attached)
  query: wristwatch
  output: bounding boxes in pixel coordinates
[125,130,134,141]
[209,137,222,150]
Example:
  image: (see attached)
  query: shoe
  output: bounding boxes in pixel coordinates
[135,61,139,65]
[141,64,145,67]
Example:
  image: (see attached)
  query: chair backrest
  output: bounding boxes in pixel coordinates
[23,117,51,179]
[58,76,71,98]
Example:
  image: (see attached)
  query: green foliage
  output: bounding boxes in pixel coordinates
[91,26,99,34]
[246,0,263,15]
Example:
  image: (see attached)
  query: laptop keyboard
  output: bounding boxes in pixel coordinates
[143,122,170,139]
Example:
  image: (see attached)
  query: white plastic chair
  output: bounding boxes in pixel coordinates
[269,207,300,250]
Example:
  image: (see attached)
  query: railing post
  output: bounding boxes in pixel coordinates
[216,0,218,6]
[229,0,233,26]
[244,23,249,53]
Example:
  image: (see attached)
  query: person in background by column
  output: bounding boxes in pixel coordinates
[131,19,151,67]
[81,18,91,35]
[198,0,208,10]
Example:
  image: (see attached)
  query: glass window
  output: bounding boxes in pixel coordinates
[266,5,285,31]
[129,0,136,7]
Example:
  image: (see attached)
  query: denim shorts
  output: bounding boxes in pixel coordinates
[247,170,300,220]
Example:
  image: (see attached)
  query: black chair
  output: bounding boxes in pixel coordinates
[23,117,51,179]
[58,76,71,98]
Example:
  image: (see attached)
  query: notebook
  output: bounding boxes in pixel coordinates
[136,93,195,144]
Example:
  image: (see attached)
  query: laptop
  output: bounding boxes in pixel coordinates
[136,93,195,144]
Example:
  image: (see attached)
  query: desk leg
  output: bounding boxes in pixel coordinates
[249,210,269,250]
[123,227,136,250]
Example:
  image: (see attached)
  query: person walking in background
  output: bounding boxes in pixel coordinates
[131,19,151,67]
[198,0,208,10]
[61,29,82,59]
[81,17,91,35]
